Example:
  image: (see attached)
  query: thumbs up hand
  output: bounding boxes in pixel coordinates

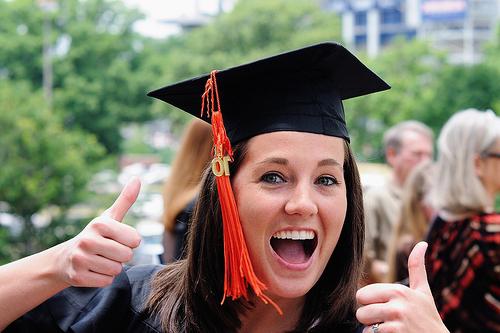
[356,242,449,333]
[53,178,142,288]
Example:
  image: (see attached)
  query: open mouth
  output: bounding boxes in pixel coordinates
[270,230,317,264]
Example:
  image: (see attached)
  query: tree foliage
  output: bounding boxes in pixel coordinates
[419,63,500,130]
[0,79,104,255]
[145,0,341,129]
[344,36,499,161]
[0,0,45,84]
[0,80,104,216]
[52,0,156,152]
[0,0,155,153]
[344,39,447,160]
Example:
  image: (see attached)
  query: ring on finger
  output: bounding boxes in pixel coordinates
[371,323,381,333]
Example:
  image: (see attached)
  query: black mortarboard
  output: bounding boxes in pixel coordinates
[147,42,390,144]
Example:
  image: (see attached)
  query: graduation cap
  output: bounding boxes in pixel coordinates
[148,42,389,144]
[148,42,389,313]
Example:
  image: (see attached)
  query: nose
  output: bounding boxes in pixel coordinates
[284,182,318,217]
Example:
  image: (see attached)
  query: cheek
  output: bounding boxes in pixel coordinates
[321,195,347,242]
[406,155,419,164]
[233,183,273,243]
[235,185,263,217]
[489,164,500,186]
[493,162,500,173]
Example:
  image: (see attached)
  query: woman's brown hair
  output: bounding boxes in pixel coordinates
[162,119,212,233]
[147,139,364,332]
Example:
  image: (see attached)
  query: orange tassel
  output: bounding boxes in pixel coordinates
[201,71,282,315]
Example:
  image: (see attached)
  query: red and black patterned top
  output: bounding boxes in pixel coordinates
[426,213,500,333]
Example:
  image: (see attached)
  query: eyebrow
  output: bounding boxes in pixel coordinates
[258,157,288,166]
[257,157,342,167]
[318,158,342,167]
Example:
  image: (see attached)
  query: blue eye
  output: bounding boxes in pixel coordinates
[261,172,285,184]
[316,176,338,186]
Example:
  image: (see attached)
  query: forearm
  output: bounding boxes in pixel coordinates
[0,243,69,330]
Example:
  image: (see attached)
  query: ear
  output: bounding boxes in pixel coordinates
[474,153,485,178]
[386,147,398,168]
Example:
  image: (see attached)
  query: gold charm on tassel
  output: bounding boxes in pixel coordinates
[211,156,231,177]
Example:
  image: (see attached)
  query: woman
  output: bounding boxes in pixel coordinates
[1,42,448,333]
[162,118,212,263]
[426,109,500,333]
[386,161,435,283]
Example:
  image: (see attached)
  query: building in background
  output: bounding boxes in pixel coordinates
[326,0,419,57]
[326,0,499,63]
[419,0,499,63]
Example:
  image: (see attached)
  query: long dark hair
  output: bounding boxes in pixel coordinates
[146,140,364,332]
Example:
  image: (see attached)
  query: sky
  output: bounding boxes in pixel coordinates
[123,0,235,38]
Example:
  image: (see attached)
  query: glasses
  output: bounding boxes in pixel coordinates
[481,151,500,159]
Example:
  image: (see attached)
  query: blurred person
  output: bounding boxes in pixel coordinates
[386,161,436,283]
[426,108,500,333]
[1,43,450,333]
[364,120,434,282]
[162,119,212,263]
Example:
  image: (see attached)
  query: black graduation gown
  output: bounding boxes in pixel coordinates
[6,264,366,333]
[5,265,163,333]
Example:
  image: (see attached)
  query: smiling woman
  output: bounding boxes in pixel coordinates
[2,42,449,333]
[143,42,378,332]
[233,132,348,301]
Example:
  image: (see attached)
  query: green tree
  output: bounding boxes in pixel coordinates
[0,0,45,85]
[145,0,341,129]
[53,0,156,153]
[0,80,105,256]
[484,24,500,70]
[420,63,500,130]
[419,24,500,134]
[0,0,155,153]
[344,39,447,161]
[0,227,12,265]
[478,23,500,112]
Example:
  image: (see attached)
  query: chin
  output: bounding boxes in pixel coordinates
[270,286,311,299]
[264,274,319,300]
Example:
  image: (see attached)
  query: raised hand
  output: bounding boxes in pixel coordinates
[356,242,449,333]
[54,178,142,288]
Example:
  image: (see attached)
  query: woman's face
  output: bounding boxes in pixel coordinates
[232,131,347,300]
[478,137,500,197]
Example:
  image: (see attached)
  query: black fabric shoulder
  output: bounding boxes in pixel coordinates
[5,264,163,333]
[125,264,163,329]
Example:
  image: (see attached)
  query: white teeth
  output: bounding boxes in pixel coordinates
[272,230,315,240]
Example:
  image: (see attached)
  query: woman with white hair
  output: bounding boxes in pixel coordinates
[426,108,500,333]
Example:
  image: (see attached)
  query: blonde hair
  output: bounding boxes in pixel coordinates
[163,119,212,232]
[386,161,434,282]
[431,109,500,216]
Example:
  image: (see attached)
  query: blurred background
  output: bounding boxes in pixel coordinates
[0,0,498,264]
